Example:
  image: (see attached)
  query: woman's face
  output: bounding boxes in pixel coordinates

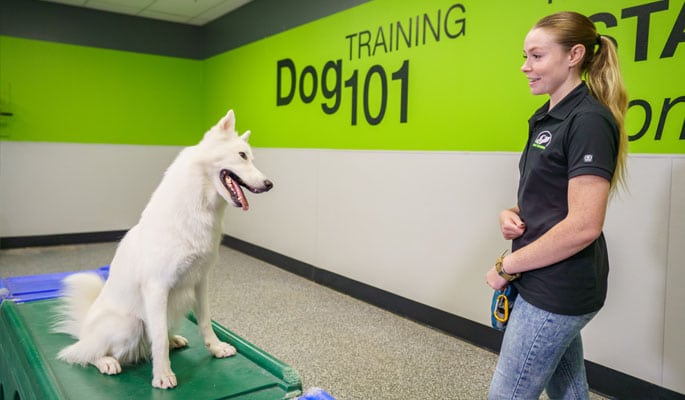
[521,27,579,105]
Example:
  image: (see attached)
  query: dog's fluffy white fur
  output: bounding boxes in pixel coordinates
[54,110,272,389]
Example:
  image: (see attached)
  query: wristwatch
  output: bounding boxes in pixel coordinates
[495,250,520,282]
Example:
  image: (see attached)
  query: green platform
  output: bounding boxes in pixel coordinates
[0,299,302,400]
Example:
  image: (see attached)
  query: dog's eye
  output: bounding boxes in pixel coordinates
[239,152,248,160]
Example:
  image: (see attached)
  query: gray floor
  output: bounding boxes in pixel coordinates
[0,243,609,400]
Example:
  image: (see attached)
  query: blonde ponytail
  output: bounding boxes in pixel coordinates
[586,35,629,192]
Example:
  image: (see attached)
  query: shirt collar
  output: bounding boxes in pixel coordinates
[530,82,589,123]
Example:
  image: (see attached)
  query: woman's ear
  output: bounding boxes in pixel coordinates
[568,43,586,68]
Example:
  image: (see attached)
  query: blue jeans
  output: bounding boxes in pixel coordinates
[488,295,598,400]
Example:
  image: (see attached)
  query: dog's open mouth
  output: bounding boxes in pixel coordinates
[220,169,250,211]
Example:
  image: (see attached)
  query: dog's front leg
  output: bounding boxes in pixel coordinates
[195,276,236,358]
[143,282,177,389]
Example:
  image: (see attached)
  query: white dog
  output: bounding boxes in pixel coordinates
[54,109,273,389]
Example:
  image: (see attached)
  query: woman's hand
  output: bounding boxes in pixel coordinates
[499,208,526,240]
[486,266,509,291]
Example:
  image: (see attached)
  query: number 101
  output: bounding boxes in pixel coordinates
[277,59,409,126]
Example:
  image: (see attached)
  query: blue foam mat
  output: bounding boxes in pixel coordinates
[298,388,336,400]
[0,265,109,303]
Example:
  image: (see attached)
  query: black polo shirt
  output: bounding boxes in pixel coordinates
[512,82,619,316]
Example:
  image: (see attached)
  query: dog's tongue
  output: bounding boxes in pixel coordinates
[230,179,249,211]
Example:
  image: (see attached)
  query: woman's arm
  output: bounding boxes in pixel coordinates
[486,174,610,289]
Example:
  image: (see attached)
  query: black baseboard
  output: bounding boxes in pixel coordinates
[221,234,685,400]
[0,230,127,249]
[221,234,506,352]
[1,231,683,399]
[585,360,685,400]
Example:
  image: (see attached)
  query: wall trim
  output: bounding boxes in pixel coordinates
[0,0,204,59]
[0,0,369,59]
[0,230,126,249]
[1,230,683,399]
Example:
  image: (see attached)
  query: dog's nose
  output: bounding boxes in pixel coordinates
[263,180,274,191]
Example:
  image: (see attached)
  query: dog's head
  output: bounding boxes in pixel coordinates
[201,110,273,211]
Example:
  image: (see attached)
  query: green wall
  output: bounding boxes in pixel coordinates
[205,0,685,153]
[0,35,204,145]
[1,0,684,153]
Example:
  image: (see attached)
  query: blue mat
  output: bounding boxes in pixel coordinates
[298,388,336,400]
[0,265,109,303]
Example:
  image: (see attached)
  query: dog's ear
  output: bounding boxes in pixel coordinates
[240,130,251,142]
[218,110,236,133]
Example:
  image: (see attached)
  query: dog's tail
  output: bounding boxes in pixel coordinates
[53,272,105,338]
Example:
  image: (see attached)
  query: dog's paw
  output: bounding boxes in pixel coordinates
[169,335,189,349]
[207,341,237,358]
[94,356,121,375]
[152,371,177,389]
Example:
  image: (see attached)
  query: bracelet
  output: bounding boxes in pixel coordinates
[495,249,520,282]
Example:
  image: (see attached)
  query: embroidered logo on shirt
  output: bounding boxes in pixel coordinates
[533,131,552,150]
[584,154,594,163]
